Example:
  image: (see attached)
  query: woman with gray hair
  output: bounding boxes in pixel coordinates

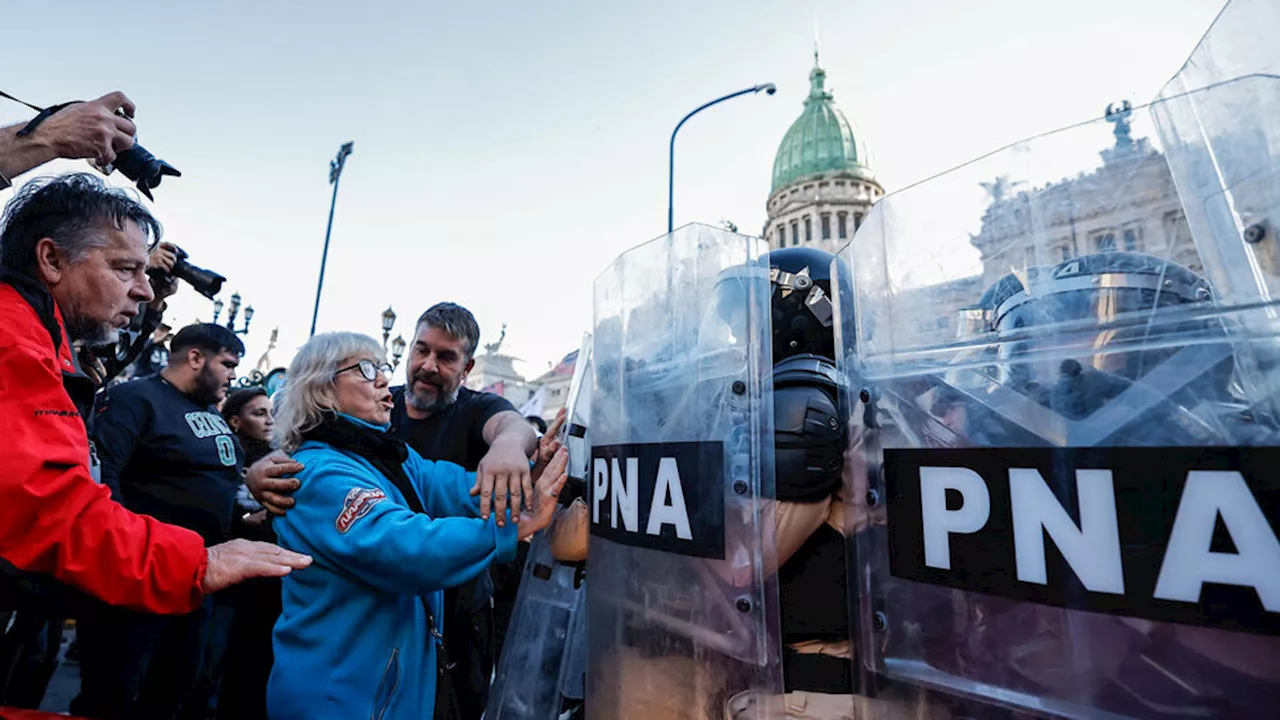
[264,332,567,720]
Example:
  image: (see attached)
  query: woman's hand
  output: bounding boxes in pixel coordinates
[550,498,589,562]
[531,407,566,482]
[517,446,570,541]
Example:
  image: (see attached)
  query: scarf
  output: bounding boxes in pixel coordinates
[301,413,420,510]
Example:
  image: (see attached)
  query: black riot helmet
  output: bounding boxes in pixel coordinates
[767,246,843,364]
[702,245,852,495]
[949,251,1237,446]
[768,248,852,498]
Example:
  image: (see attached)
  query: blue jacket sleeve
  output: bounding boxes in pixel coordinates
[404,450,485,520]
[279,448,518,597]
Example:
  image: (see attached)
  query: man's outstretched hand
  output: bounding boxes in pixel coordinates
[203,539,311,595]
[245,450,303,516]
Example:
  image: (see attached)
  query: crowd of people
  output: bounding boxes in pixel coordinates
[0,90,570,719]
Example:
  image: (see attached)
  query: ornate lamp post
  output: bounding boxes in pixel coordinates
[213,293,252,335]
[381,306,397,348]
[391,335,407,371]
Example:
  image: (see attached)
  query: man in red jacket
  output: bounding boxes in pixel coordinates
[0,171,310,619]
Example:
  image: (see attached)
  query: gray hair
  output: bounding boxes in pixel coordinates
[0,172,161,271]
[415,302,480,359]
[272,332,385,452]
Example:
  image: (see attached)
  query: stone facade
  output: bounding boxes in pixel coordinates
[969,148,1201,289]
[764,173,883,254]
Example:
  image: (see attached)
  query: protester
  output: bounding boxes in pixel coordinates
[72,323,250,720]
[223,387,276,476]
[246,302,539,717]
[264,332,568,719]
[0,173,309,622]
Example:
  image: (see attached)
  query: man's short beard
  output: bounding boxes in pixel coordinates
[405,382,461,414]
[191,366,226,407]
[66,315,121,348]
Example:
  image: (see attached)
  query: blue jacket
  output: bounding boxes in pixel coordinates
[267,416,518,720]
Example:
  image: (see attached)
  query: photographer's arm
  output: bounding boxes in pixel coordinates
[0,92,136,183]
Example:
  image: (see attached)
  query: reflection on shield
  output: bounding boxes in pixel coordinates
[833,2,1280,717]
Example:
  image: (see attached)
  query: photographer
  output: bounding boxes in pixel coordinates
[0,91,138,188]
[0,173,311,619]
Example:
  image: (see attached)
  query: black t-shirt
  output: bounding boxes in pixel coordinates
[389,385,514,470]
[389,384,516,610]
[93,375,244,546]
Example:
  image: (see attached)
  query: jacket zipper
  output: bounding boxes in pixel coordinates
[372,647,400,720]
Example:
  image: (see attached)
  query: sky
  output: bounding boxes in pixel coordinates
[0,0,1226,379]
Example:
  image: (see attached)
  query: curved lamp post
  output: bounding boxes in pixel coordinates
[668,83,776,234]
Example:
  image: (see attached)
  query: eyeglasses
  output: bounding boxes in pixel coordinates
[334,359,393,382]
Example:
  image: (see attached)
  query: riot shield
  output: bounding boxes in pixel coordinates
[587,224,782,720]
[835,6,1280,717]
[560,332,595,486]
[486,332,594,720]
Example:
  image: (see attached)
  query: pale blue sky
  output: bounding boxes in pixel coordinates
[1,0,1224,375]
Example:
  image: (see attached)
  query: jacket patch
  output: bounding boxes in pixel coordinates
[335,488,386,534]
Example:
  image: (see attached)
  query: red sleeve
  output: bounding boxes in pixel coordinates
[0,335,208,615]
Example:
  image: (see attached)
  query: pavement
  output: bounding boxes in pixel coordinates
[36,628,78,715]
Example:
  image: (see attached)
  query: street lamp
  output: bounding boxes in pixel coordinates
[212,298,224,324]
[668,83,776,233]
[309,141,355,338]
[381,306,397,348]
[224,292,252,335]
[390,335,407,370]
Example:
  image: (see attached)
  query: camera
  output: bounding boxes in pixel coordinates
[112,142,181,201]
[149,246,225,300]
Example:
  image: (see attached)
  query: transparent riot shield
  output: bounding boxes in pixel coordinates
[486,333,595,720]
[560,332,594,485]
[587,223,782,720]
[835,9,1280,717]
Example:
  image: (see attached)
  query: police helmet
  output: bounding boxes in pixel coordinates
[982,251,1228,420]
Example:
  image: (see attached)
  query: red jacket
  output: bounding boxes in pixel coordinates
[0,280,207,614]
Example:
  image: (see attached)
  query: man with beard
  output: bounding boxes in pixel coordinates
[391,302,539,719]
[71,323,249,720]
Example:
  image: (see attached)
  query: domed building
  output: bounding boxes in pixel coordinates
[764,53,882,252]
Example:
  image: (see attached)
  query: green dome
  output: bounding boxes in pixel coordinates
[771,60,869,194]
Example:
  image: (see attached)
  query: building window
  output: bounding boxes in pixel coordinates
[1123,227,1139,251]
[804,216,813,242]
[1058,245,1073,262]
[837,212,848,239]
[854,213,864,231]
[1093,230,1116,252]
[835,181,846,187]
[821,214,831,240]
[791,220,800,246]
[777,225,785,246]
